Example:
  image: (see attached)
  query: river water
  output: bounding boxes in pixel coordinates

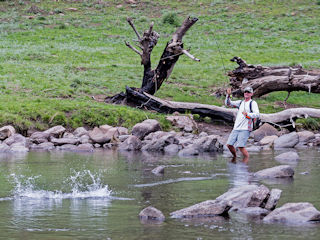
[0,148,319,240]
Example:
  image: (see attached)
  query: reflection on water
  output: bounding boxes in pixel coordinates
[0,149,319,239]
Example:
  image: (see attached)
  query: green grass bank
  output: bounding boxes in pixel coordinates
[0,0,319,132]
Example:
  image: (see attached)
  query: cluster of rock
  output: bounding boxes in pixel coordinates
[140,184,320,225]
[249,123,320,150]
[0,118,223,154]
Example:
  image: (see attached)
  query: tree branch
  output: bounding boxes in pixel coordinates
[182,49,200,62]
[127,17,141,41]
[125,41,142,56]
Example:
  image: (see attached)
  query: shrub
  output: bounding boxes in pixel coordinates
[296,118,320,131]
[162,12,180,26]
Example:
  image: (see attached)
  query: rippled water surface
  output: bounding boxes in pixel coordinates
[0,148,320,240]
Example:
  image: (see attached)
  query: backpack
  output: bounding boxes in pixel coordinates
[239,100,261,131]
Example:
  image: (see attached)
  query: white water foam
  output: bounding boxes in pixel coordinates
[9,170,112,200]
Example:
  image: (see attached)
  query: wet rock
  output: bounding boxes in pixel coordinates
[139,206,165,222]
[117,127,128,135]
[254,165,294,178]
[151,165,165,175]
[50,136,80,146]
[43,125,66,138]
[4,134,27,146]
[215,185,269,209]
[0,143,10,153]
[178,146,199,156]
[166,115,197,133]
[56,144,78,151]
[77,143,94,152]
[119,135,142,151]
[103,142,118,149]
[230,207,270,221]
[10,143,29,153]
[30,142,55,151]
[73,127,88,137]
[259,135,278,146]
[119,135,130,142]
[88,127,111,144]
[94,143,101,148]
[30,131,49,144]
[265,189,282,211]
[263,202,320,224]
[80,135,91,144]
[0,125,16,140]
[164,144,180,154]
[297,130,315,143]
[252,123,279,142]
[275,151,299,164]
[131,119,161,139]
[274,132,299,148]
[190,135,223,153]
[170,200,230,218]
[142,134,177,152]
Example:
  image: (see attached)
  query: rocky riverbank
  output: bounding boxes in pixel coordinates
[0,115,319,155]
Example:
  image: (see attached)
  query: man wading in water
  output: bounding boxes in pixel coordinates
[225,87,260,163]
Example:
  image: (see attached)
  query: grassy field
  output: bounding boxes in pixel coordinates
[0,0,319,132]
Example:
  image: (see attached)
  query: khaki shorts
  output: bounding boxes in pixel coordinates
[226,130,250,148]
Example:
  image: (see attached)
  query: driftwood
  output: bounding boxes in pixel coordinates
[125,86,320,128]
[221,56,320,98]
[106,16,199,103]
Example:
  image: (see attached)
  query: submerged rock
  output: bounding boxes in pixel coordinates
[151,165,165,175]
[254,165,294,178]
[139,206,165,222]
[275,151,299,164]
[263,202,320,224]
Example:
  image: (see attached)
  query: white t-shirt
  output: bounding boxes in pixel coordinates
[225,96,260,131]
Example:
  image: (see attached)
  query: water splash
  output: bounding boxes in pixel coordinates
[9,170,112,200]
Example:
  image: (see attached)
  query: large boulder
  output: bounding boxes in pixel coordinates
[166,115,197,133]
[215,185,270,209]
[88,127,111,144]
[263,202,320,224]
[275,151,299,164]
[297,131,315,143]
[4,134,27,146]
[254,165,294,178]
[30,131,50,144]
[265,189,282,211]
[259,135,278,146]
[274,132,299,148]
[0,143,10,153]
[119,135,142,151]
[43,125,66,138]
[170,200,230,218]
[139,206,165,222]
[50,136,80,146]
[0,125,16,140]
[142,133,177,152]
[30,142,55,151]
[189,135,223,153]
[73,127,88,137]
[131,119,161,139]
[252,123,279,142]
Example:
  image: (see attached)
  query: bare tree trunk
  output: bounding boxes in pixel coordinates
[106,16,199,103]
[220,56,320,98]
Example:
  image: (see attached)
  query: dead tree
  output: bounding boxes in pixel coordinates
[221,56,320,98]
[106,16,200,104]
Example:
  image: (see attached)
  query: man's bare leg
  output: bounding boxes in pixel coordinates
[238,147,249,164]
[227,144,237,162]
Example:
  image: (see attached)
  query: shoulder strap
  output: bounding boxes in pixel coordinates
[249,100,252,113]
[238,100,243,109]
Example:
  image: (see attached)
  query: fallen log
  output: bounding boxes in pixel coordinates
[125,87,320,128]
[218,56,320,98]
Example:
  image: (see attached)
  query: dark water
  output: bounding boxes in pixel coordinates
[0,148,319,240]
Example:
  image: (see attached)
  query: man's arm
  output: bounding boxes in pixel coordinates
[225,88,241,108]
[246,101,260,119]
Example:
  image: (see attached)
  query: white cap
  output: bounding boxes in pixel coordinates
[244,86,253,93]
